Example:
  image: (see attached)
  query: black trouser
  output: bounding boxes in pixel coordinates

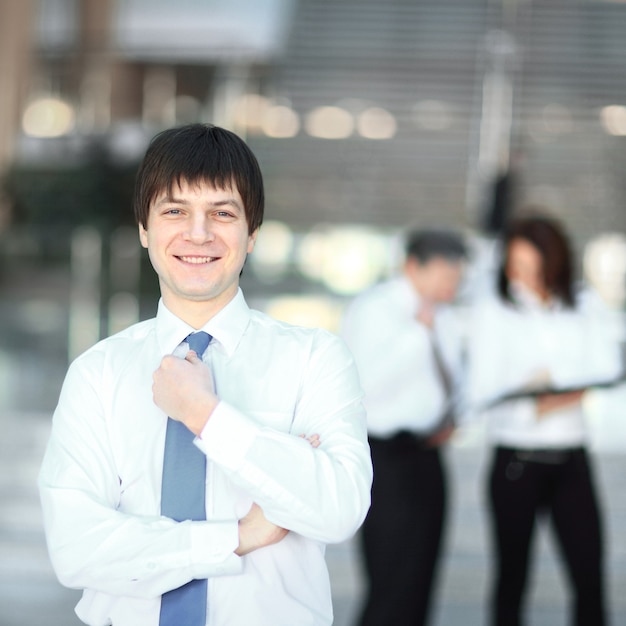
[357,434,447,626]
[488,446,606,626]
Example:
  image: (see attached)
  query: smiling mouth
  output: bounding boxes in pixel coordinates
[178,256,217,264]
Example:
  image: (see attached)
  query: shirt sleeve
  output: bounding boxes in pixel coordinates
[340,289,445,435]
[343,296,432,400]
[196,331,373,545]
[38,353,242,600]
[545,292,624,388]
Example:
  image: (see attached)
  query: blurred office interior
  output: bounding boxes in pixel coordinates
[1,1,626,624]
[2,0,626,371]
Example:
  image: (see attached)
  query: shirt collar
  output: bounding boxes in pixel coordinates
[204,289,251,357]
[155,288,251,357]
[509,281,560,312]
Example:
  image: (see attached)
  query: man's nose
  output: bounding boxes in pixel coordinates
[186,215,213,243]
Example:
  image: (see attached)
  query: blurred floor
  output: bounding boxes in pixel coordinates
[2,409,626,626]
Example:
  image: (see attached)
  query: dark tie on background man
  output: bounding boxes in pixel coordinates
[159,331,212,626]
[429,329,456,432]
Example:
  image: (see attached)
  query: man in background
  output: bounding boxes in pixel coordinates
[341,229,467,626]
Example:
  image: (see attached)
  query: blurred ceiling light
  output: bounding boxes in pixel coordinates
[233,93,271,134]
[600,105,626,136]
[22,97,75,138]
[305,106,354,139]
[297,229,327,281]
[321,228,389,294]
[262,104,300,138]
[264,295,343,332]
[249,220,294,281]
[412,100,452,131]
[297,226,389,294]
[583,233,626,309]
[542,103,573,134]
[357,107,397,139]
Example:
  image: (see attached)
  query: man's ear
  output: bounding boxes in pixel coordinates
[404,255,425,292]
[404,255,419,276]
[247,228,259,254]
[139,223,148,249]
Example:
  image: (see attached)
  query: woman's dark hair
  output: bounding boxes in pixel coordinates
[133,123,264,234]
[497,215,575,307]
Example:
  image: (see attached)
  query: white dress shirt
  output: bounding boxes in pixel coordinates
[466,287,623,449]
[38,289,372,626]
[340,276,464,438]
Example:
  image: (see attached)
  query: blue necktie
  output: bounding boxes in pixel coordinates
[160,331,211,626]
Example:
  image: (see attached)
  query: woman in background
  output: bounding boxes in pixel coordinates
[466,214,623,626]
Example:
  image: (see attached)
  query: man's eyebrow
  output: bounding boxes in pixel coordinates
[154,196,243,210]
[155,194,188,206]
[211,198,244,210]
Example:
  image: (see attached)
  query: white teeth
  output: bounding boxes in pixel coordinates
[180,256,214,264]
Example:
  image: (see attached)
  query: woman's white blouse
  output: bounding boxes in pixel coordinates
[466,288,623,449]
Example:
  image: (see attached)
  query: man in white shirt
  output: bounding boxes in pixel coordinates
[341,230,467,626]
[38,123,372,626]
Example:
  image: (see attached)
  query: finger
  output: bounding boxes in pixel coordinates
[185,350,201,363]
[307,434,321,448]
[298,433,321,448]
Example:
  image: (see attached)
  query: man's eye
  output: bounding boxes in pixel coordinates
[217,210,233,218]
[165,208,181,215]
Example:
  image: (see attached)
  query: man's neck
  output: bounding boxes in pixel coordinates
[161,291,238,330]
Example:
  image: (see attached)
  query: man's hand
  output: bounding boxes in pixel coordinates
[235,503,288,556]
[152,350,219,435]
[299,433,321,448]
[234,434,320,556]
[426,423,455,448]
[536,390,584,418]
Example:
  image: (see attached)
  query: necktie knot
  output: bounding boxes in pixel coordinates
[186,331,211,357]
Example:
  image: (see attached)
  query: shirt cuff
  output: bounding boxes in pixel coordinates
[188,520,241,578]
[195,401,259,470]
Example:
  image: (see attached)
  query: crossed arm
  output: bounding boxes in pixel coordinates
[233,434,321,556]
[40,338,369,598]
[153,349,322,557]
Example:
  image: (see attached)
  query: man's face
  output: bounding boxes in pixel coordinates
[405,256,464,304]
[139,179,257,320]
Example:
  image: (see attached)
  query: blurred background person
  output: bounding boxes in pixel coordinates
[465,214,624,626]
[341,229,468,626]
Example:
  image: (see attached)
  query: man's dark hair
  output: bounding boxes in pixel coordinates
[133,123,264,234]
[497,214,575,308]
[405,229,467,264]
